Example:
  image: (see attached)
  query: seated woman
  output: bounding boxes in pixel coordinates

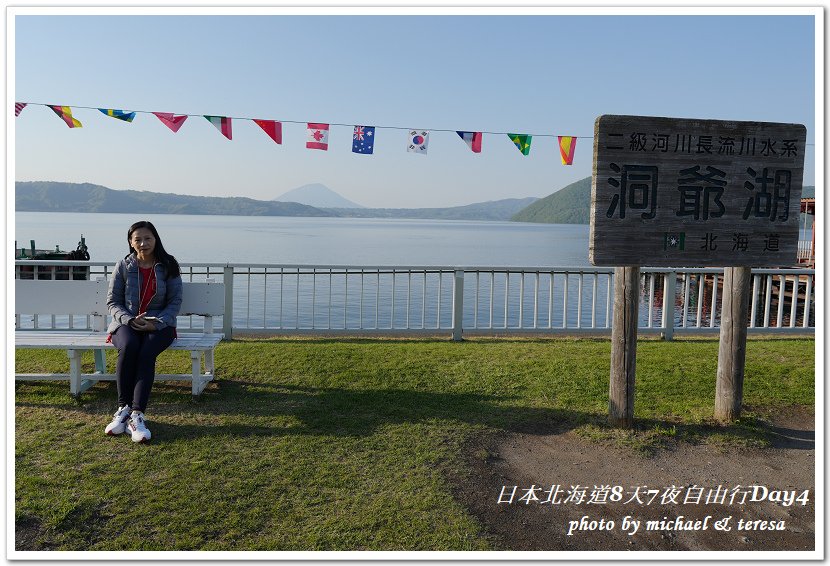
[104,220,182,443]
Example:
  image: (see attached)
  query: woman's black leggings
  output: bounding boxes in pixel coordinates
[110,325,176,413]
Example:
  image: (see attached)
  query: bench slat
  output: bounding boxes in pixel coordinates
[15,279,109,315]
[17,332,223,349]
[16,280,225,318]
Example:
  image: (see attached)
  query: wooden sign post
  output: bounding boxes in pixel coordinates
[591,115,806,426]
[609,266,639,427]
[715,266,752,421]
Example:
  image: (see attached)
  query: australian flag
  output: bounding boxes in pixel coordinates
[352,125,375,154]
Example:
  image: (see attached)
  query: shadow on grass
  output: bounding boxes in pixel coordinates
[230,336,646,345]
[16,377,811,452]
[148,381,595,443]
[19,378,589,437]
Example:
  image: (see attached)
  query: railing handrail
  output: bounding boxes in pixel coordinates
[13,259,817,275]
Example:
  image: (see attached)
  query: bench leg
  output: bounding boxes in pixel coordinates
[204,349,215,375]
[67,349,82,398]
[190,351,206,397]
[93,348,107,374]
[81,348,107,394]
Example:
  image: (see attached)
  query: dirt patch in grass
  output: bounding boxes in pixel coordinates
[453,405,815,552]
[15,516,51,551]
[16,499,114,551]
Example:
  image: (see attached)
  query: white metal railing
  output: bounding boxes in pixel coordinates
[797,240,815,262]
[14,261,816,339]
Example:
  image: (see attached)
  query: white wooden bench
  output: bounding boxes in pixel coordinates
[15,279,224,398]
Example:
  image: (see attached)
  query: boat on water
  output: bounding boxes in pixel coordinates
[15,235,90,280]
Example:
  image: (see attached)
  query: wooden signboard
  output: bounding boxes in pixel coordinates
[590,115,806,267]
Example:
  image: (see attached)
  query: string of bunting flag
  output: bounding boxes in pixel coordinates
[14,102,586,165]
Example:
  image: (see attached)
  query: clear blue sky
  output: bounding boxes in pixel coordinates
[13,11,818,208]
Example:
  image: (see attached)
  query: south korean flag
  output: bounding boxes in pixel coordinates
[407,130,429,155]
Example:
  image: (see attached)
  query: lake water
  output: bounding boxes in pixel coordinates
[14,212,601,330]
[14,212,592,267]
[14,212,811,330]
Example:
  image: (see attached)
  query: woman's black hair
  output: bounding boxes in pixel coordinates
[126,220,181,279]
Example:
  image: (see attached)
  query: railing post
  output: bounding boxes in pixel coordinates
[452,270,464,341]
[661,271,677,341]
[223,265,234,339]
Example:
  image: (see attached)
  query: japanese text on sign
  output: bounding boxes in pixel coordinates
[590,115,806,267]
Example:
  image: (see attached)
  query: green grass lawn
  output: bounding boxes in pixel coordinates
[14,337,815,551]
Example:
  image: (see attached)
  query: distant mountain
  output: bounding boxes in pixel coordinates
[512,177,591,224]
[326,197,539,221]
[16,181,333,217]
[14,181,537,222]
[274,183,365,208]
[512,180,816,225]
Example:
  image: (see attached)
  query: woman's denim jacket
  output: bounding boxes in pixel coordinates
[106,254,183,334]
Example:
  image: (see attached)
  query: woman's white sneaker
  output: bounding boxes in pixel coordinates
[105,405,132,435]
[128,411,151,443]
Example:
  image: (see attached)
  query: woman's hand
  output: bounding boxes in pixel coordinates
[129,313,157,332]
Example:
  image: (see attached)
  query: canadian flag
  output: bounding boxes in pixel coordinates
[306,123,329,150]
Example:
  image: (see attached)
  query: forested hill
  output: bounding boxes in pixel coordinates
[16,181,333,217]
[511,177,591,224]
[511,178,816,225]
[326,197,539,221]
[16,181,538,221]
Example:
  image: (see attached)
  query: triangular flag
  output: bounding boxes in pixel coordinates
[307,123,329,150]
[98,108,136,122]
[508,133,531,156]
[15,102,27,117]
[558,136,577,165]
[407,130,429,154]
[152,112,188,133]
[456,131,482,153]
[253,119,283,144]
[49,105,82,128]
[205,115,233,140]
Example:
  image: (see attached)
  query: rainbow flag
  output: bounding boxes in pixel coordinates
[508,133,531,156]
[205,115,233,140]
[558,136,577,165]
[49,105,82,128]
[99,108,136,122]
